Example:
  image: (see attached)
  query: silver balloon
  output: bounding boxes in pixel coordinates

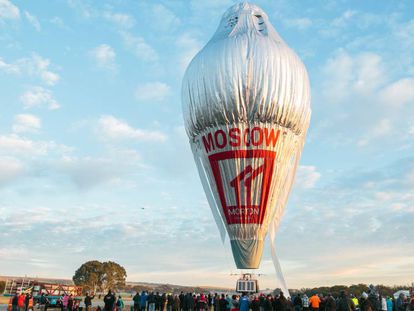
[182,1,311,288]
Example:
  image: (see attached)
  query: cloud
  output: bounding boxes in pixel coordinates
[24,11,41,31]
[0,54,60,85]
[90,44,117,71]
[103,11,135,29]
[98,115,167,143]
[283,18,313,30]
[20,86,60,110]
[12,114,42,133]
[0,0,20,20]
[120,32,158,62]
[379,78,414,107]
[357,118,392,147]
[175,33,202,73]
[0,157,24,187]
[0,57,20,73]
[135,82,171,102]
[151,4,181,32]
[294,165,321,189]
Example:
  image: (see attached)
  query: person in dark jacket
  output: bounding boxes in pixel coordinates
[274,293,288,311]
[337,291,352,311]
[133,292,141,311]
[325,294,336,311]
[85,292,95,311]
[250,296,260,311]
[294,294,303,311]
[104,290,116,311]
[219,295,229,311]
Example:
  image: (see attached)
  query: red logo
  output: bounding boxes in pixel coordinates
[208,149,276,225]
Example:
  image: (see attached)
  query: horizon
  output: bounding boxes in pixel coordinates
[0,0,413,290]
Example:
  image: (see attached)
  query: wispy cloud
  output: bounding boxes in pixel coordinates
[20,86,60,110]
[90,44,117,71]
[135,82,171,103]
[24,11,41,31]
[0,0,20,21]
[103,11,135,29]
[12,114,42,134]
[98,115,167,143]
[120,32,158,62]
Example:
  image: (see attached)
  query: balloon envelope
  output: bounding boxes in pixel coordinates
[182,3,311,269]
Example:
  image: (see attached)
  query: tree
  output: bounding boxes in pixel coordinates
[0,281,5,293]
[101,261,127,291]
[73,260,127,293]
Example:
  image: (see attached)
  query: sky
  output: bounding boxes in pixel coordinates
[0,0,414,290]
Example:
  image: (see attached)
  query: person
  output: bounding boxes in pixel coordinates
[251,296,259,311]
[337,291,352,311]
[25,293,31,311]
[39,293,48,311]
[324,294,335,311]
[380,296,387,311]
[386,297,393,311]
[230,295,239,311]
[174,295,181,311]
[167,294,174,311]
[85,292,95,311]
[68,295,74,311]
[274,292,288,311]
[219,295,229,311]
[148,292,156,311]
[17,293,26,311]
[198,294,208,311]
[350,295,359,311]
[293,294,303,311]
[133,292,141,311]
[117,295,125,311]
[62,294,69,311]
[104,290,116,311]
[360,293,374,311]
[12,294,19,311]
[302,294,310,311]
[141,291,148,311]
[396,294,406,311]
[309,294,321,311]
[239,294,249,311]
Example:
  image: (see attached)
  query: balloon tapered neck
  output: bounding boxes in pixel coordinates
[230,239,264,269]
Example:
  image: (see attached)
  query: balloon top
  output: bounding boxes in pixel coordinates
[210,2,281,41]
[182,2,311,139]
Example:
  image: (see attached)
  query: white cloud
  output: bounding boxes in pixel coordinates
[295,165,321,189]
[24,11,41,31]
[0,0,20,20]
[0,134,46,156]
[120,32,158,62]
[90,44,117,71]
[50,16,65,28]
[20,86,60,110]
[151,4,180,31]
[0,157,24,186]
[0,57,20,74]
[0,54,60,85]
[12,114,42,133]
[98,115,167,142]
[25,54,60,85]
[175,33,202,73]
[379,78,414,107]
[135,82,171,102]
[283,18,313,30]
[358,119,392,147]
[103,11,135,29]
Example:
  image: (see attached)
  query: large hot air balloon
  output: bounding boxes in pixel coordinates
[182,2,311,292]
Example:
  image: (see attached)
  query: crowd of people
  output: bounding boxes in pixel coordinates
[97,289,414,311]
[9,288,414,311]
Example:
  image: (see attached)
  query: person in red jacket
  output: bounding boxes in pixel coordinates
[17,294,26,311]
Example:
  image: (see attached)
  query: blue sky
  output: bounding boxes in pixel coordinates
[0,0,414,289]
